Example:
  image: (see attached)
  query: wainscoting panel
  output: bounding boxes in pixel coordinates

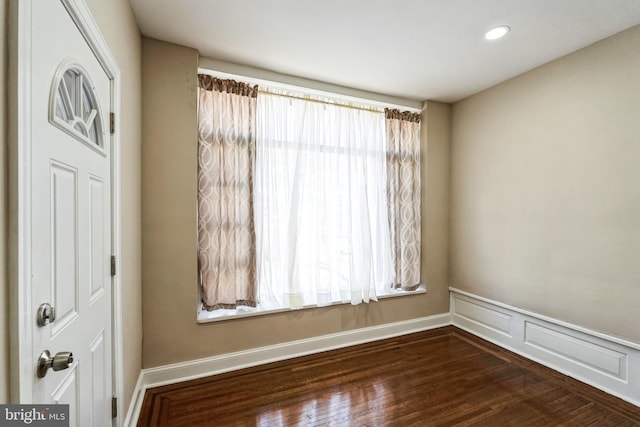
[524,321,627,379]
[451,295,512,336]
[450,288,640,407]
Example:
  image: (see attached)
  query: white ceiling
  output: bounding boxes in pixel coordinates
[129,0,640,103]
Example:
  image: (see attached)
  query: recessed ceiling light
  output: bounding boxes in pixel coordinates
[485,25,510,40]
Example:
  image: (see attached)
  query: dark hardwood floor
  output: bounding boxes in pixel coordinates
[137,326,640,426]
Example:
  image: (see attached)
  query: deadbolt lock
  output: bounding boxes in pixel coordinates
[37,303,56,326]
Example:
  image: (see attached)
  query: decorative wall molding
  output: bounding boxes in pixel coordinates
[450,287,640,407]
[125,291,640,425]
[124,313,450,426]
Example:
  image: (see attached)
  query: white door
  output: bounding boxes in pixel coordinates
[29,1,113,425]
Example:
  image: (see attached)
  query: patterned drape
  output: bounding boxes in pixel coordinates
[197,75,258,309]
[385,109,421,290]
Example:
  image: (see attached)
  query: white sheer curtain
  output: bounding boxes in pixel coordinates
[255,91,393,309]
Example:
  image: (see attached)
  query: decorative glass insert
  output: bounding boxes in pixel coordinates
[51,65,104,150]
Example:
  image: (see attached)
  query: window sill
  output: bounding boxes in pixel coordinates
[196,284,427,323]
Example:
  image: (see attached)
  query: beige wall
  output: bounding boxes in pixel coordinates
[451,25,640,343]
[84,0,142,413]
[1,0,8,403]
[423,101,451,314]
[141,37,451,368]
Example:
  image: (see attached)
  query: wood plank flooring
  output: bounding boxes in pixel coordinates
[137,326,640,426]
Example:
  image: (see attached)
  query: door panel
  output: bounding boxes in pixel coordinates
[89,176,106,303]
[89,330,107,425]
[52,366,80,427]
[50,162,80,336]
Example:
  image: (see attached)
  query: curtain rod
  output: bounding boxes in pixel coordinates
[257,88,387,114]
[199,61,423,112]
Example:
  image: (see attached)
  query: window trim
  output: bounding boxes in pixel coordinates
[197,284,427,323]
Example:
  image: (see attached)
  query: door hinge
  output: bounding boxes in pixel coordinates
[111,255,116,277]
[112,396,117,418]
[110,112,115,134]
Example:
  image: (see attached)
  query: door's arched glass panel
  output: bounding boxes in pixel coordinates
[73,122,87,136]
[50,63,105,153]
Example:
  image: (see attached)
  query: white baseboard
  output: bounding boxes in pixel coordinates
[124,313,450,426]
[124,292,640,426]
[450,287,640,407]
[122,371,144,427]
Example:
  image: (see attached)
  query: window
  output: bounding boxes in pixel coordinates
[197,76,422,320]
[50,63,105,154]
